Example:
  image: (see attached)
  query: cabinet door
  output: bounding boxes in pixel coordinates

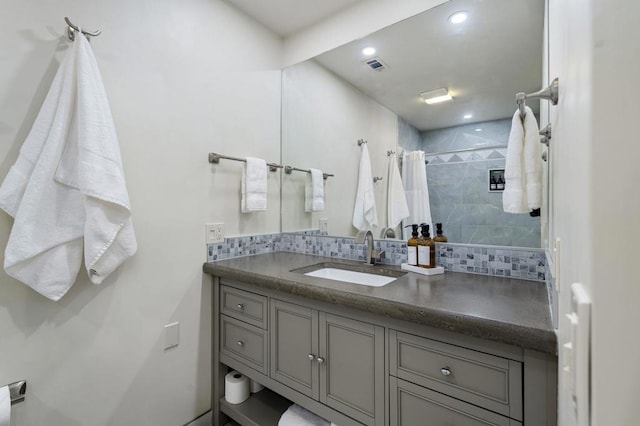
[390,377,521,426]
[319,313,384,426]
[270,299,319,399]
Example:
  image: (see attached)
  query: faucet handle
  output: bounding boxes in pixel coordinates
[371,250,385,262]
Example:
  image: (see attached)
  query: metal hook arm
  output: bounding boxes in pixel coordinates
[64,17,102,41]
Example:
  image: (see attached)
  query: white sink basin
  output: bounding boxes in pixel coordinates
[304,267,397,287]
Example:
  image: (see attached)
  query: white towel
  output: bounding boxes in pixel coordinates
[401,151,432,239]
[387,153,409,228]
[352,144,378,231]
[278,404,330,426]
[503,106,542,213]
[0,34,136,301]
[0,386,9,426]
[241,157,267,212]
[305,168,325,212]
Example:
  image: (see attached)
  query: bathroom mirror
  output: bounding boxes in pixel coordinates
[281,0,546,247]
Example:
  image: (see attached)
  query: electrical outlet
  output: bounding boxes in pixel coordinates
[319,218,328,234]
[205,223,225,243]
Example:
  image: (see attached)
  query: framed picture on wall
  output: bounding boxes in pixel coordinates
[488,169,505,192]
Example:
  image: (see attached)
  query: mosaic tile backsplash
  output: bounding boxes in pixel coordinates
[207,234,546,282]
[437,243,546,281]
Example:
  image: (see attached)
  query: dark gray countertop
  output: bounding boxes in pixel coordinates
[203,252,556,354]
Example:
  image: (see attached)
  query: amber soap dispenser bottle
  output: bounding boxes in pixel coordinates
[405,224,419,266]
[418,223,436,268]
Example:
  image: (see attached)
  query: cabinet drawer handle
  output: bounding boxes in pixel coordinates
[308,354,316,360]
[440,367,452,376]
[236,340,245,347]
[316,357,325,364]
[237,303,245,310]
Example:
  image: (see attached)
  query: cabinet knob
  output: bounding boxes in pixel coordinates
[237,303,244,310]
[308,354,316,360]
[236,340,245,347]
[316,357,325,364]
[440,367,452,376]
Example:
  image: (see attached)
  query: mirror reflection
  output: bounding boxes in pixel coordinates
[281,0,545,248]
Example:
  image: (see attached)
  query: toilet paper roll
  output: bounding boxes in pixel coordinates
[0,386,10,426]
[250,379,264,393]
[224,371,250,404]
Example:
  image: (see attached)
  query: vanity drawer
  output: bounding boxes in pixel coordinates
[389,330,522,421]
[221,315,268,374]
[390,377,521,426]
[221,283,268,329]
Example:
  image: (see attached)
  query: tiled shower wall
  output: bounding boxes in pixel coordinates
[399,118,541,248]
[206,233,546,282]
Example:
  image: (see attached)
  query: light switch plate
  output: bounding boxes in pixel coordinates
[569,282,591,426]
[164,322,179,350]
[319,218,328,233]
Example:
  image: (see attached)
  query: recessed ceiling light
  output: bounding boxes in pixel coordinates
[421,88,453,105]
[362,47,376,56]
[448,11,468,24]
[464,114,473,119]
[475,128,483,132]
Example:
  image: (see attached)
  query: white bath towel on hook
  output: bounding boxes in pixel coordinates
[503,106,542,213]
[352,144,378,231]
[0,33,136,301]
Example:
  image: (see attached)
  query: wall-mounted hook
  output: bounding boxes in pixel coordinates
[8,380,27,405]
[373,177,383,183]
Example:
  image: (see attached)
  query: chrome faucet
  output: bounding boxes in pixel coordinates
[355,230,385,265]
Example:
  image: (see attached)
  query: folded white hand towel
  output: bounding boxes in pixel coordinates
[278,404,330,426]
[387,153,409,228]
[352,144,378,231]
[242,157,267,212]
[503,106,542,213]
[305,168,325,212]
[0,34,136,300]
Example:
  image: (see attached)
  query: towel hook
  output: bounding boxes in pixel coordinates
[7,380,27,405]
[516,77,559,118]
[65,17,102,41]
[373,177,383,183]
[357,139,368,146]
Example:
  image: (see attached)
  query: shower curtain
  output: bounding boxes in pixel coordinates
[401,151,433,240]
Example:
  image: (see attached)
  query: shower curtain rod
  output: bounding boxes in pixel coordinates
[424,144,506,157]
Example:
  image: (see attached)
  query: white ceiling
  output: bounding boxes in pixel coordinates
[227,0,545,131]
[225,0,363,37]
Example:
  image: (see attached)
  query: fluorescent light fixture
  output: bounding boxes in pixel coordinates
[448,11,468,24]
[362,47,376,56]
[463,114,473,119]
[421,88,453,104]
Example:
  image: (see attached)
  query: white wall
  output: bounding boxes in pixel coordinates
[0,0,282,425]
[550,0,640,425]
[281,60,397,237]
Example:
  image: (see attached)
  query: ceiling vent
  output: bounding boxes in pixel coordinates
[362,57,388,72]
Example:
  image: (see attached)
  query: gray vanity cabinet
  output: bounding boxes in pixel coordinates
[270,299,384,426]
[212,278,556,426]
